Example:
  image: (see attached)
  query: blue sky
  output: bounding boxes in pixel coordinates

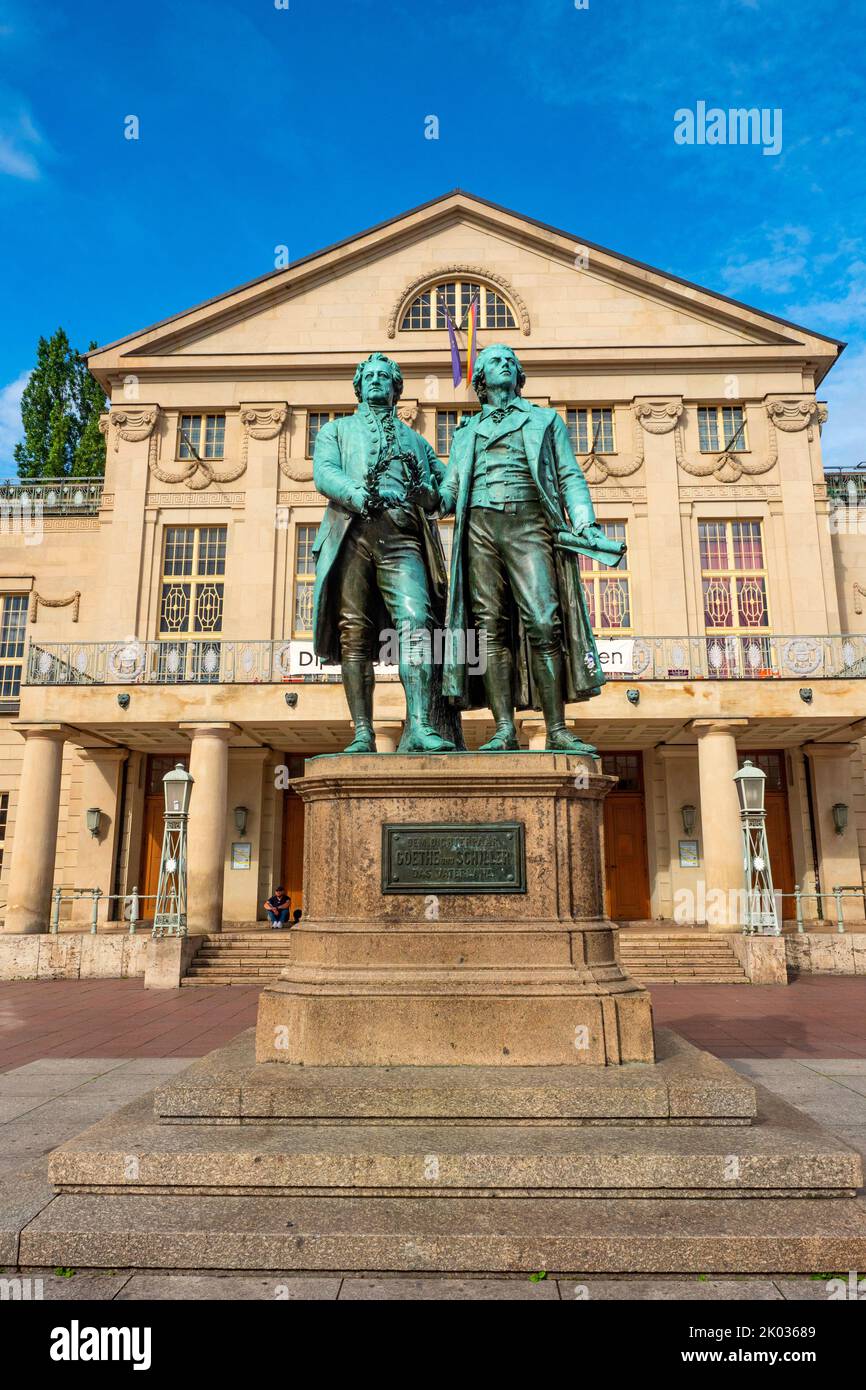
[1,0,863,468]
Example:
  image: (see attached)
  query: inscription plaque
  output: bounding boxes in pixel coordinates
[382,822,526,894]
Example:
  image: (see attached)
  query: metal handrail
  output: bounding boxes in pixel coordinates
[49,886,157,935]
[24,633,866,686]
[790,884,866,935]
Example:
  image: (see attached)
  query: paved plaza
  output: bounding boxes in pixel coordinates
[1,976,865,1299]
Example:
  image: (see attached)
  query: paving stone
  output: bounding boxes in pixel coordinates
[10,1272,132,1300]
[116,1274,341,1300]
[558,1279,783,1300]
[340,1277,560,1300]
[0,1160,55,1264]
[776,1276,866,1300]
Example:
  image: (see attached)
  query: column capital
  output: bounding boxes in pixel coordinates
[228,746,272,763]
[11,722,76,741]
[179,722,239,741]
[803,741,857,760]
[74,746,130,765]
[691,719,749,738]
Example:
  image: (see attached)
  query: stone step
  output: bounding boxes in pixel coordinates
[46,1081,860,1200]
[180,977,271,987]
[153,1028,755,1124]
[20,1192,866,1273]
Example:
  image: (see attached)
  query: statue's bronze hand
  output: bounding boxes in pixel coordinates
[378,482,405,506]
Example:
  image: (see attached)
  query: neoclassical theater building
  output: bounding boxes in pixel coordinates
[1,191,864,936]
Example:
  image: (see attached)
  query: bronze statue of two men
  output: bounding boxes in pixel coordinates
[312,345,625,755]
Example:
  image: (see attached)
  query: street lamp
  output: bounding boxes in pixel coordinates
[153,763,194,938]
[733,759,779,935]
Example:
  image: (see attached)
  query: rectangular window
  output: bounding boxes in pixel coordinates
[700,520,771,675]
[0,595,27,698]
[435,409,478,456]
[178,414,226,460]
[306,410,352,457]
[698,405,746,453]
[566,408,615,454]
[292,523,319,637]
[578,522,631,633]
[0,791,8,875]
[158,527,226,682]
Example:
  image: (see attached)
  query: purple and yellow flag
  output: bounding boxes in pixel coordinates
[444,305,462,387]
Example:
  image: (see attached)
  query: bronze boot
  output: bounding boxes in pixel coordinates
[532,649,598,756]
[341,659,377,753]
[479,649,520,751]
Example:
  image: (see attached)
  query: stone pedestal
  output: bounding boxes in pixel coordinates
[255,753,654,1067]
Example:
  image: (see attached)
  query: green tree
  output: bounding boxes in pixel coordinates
[13,329,106,478]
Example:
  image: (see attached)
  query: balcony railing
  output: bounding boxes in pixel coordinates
[23,633,866,687]
[0,476,104,515]
[825,469,866,504]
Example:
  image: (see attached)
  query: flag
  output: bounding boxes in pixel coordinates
[464,292,480,388]
[440,296,462,387]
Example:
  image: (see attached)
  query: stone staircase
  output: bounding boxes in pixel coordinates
[618,931,748,984]
[181,927,295,986]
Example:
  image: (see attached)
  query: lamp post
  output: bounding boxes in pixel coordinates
[733,759,779,935]
[152,763,194,939]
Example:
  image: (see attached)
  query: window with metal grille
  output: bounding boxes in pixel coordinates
[306,410,352,457]
[699,521,768,631]
[700,520,771,676]
[400,280,517,331]
[292,523,319,637]
[0,595,27,698]
[739,751,785,792]
[566,408,615,454]
[697,405,747,453]
[578,523,630,633]
[158,527,226,682]
[0,791,8,875]
[435,409,479,456]
[177,414,226,460]
[601,752,643,793]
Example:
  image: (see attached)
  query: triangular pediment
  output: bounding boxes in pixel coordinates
[88,192,842,376]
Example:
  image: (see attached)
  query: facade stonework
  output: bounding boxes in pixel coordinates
[0,192,863,932]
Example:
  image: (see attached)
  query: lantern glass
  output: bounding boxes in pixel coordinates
[163,763,193,816]
[832,802,849,835]
[234,805,248,836]
[734,759,765,814]
[85,807,101,836]
[681,804,697,836]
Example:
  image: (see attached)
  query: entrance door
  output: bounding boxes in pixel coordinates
[602,753,651,921]
[279,757,307,913]
[741,752,795,919]
[139,755,189,920]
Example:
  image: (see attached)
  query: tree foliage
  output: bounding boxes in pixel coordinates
[14,330,106,478]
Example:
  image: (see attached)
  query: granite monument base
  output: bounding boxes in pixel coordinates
[255,752,655,1067]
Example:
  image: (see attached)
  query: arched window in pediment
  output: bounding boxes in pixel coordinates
[400,277,518,332]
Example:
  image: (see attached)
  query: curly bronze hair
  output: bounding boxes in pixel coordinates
[471,343,526,404]
[353,352,404,404]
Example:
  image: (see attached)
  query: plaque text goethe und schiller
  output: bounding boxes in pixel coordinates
[381,823,526,894]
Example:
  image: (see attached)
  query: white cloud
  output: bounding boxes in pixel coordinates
[0,106,44,180]
[820,345,866,470]
[0,371,28,470]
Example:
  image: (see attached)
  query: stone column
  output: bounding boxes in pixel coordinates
[3,725,68,934]
[693,719,748,931]
[804,743,864,924]
[71,747,129,925]
[180,723,234,934]
[372,720,403,753]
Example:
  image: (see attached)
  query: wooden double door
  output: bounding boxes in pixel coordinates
[602,753,651,921]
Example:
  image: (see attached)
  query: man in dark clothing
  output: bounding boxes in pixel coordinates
[264,886,291,929]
